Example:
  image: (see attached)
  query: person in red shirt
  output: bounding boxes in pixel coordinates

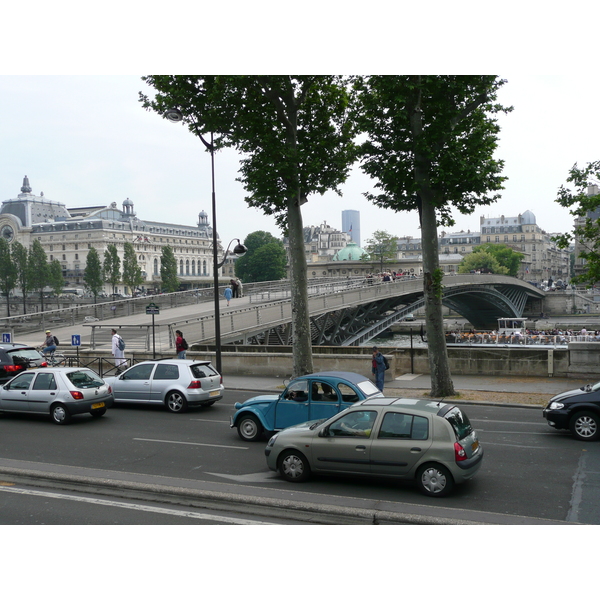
[175,330,186,359]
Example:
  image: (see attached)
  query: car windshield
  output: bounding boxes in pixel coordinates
[66,370,105,389]
[357,380,383,397]
[443,406,473,440]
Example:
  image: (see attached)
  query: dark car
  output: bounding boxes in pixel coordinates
[543,382,600,441]
[0,343,47,384]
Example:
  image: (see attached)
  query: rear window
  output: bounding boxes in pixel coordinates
[67,370,105,389]
[443,407,473,440]
[190,363,218,378]
[8,349,43,364]
[356,380,382,397]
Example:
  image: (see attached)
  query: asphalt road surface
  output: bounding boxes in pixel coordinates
[1,389,598,524]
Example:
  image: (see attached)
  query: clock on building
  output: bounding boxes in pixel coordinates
[1,224,14,242]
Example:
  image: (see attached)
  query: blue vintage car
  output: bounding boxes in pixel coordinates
[230,371,384,441]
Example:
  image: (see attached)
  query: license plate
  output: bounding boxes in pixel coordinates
[472,440,479,451]
[209,390,220,397]
[91,402,105,409]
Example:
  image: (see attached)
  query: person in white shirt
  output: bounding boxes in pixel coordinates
[111,328,126,373]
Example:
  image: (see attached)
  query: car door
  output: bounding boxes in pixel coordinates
[113,363,156,402]
[274,380,310,430]
[0,372,36,412]
[310,410,378,475]
[150,363,180,402]
[369,411,433,476]
[308,380,342,421]
[27,372,59,414]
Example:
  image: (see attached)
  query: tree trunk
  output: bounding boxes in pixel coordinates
[420,198,455,397]
[287,195,313,378]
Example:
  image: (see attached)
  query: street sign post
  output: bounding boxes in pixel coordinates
[146,303,160,358]
[2,333,11,343]
[71,334,81,361]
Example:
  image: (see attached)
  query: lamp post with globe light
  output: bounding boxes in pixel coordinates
[164,108,246,374]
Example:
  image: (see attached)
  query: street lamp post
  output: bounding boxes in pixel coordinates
[164,109,246,374]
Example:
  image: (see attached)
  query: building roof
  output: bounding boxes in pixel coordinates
[332,241,368,261]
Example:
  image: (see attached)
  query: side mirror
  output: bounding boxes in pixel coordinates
[318,426,329,437]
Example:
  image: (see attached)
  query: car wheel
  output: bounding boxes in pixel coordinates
[165,391,188,413]
[237,415,263,442]
[570,411,600,441]
[90,408,107,418]
[416,464,454,497]
[51,403,71,425]
[279,450,311,483]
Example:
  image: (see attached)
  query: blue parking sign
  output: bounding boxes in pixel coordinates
[2,333,11,343]
[71,334,81,346]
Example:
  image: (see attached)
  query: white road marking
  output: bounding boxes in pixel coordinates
[0,486,273,524]
[133,438,247,450]
[190,418,230,423]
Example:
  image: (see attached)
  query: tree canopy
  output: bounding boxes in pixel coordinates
[122,242,144,294]
[363,230,397,272]
[461,243,523,276]
[141,76,358,377]
[84,247,104,302]
[554,161,600,285]
[356,75,511,396]
[103,245,121,294]
[235,231,287,283]
[160,245,179,293]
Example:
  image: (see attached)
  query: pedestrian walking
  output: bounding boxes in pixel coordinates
[371,346,386,392]
[175,329,187,359]
[230,278,239,298]
[236,277,243,297]
[111,328,126,373]
[224,286,233,306]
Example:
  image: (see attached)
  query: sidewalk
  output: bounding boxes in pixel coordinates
[222,372,590,398]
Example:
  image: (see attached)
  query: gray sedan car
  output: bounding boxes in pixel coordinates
[104,359,223,413]
[0,367,113,425]
[265,397,483,497]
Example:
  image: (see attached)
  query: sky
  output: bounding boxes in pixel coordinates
[1,73,598,251]
[2,2,596,591]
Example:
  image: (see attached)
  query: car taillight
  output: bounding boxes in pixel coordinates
[40,361,49,367]
[188,380,202,389]
[70,391,84,400]
[107,386,112,394]
[5,364,24,373]
[454,442,467,462]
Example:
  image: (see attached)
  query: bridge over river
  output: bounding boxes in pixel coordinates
[147,273,545,348]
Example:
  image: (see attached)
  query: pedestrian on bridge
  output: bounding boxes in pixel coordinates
[224,286,233,306]
[371,346,386,392]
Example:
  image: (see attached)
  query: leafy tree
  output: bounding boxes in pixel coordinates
[0,239,17,316]
[122,242,144,294]
[458,251,508,274]
[356,75,511,397]
[554,161,600,285]
[103,244,121,295]
[235,231,287,283]
[48,259,65,298]
[12,241,31,314]
[160,245,179,293]
[470,243,523,276]
[141,75,357,378]
[84,247,104,302]
[29,240,49,312]
[363,230,398,273]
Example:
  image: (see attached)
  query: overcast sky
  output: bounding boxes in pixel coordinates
[1,72,598,251]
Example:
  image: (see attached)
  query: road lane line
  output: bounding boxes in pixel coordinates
[133,437,247,450]
[189,419,230,423]
[0,487,273,525]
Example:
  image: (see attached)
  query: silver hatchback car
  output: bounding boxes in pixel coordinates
[105,359,224,413]
[0,367,113,425]
[265,397,483,497]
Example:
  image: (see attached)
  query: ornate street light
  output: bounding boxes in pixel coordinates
[164,108,245,374]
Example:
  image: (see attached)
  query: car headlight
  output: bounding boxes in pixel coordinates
[548,401,565,410]
[267,433,279,447]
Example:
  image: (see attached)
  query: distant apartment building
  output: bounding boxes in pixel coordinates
[285,221,351,263]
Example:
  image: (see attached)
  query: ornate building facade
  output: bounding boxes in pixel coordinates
[0,176,224,294]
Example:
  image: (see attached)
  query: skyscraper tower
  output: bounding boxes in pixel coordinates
[341,209,360,246]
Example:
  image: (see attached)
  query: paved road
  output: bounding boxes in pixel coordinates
[1,389,596,525]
